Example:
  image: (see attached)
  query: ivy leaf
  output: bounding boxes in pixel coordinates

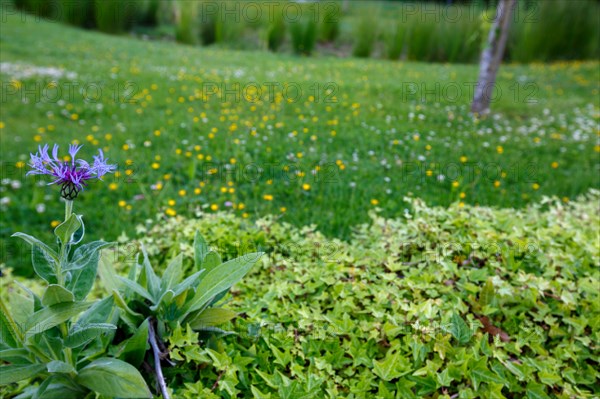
[479,278,495,307]
[447,313,472,344]
[469,358,505,391]
[250,385,273,399]
[373,351,410,381]
[526,383,551,399]
[76,357,152,398]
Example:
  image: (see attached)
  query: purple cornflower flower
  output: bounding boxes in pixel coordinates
[27,144,116,200]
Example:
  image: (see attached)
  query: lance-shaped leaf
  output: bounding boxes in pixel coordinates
[34,374,88,399]
[54,214,82,246]
[11,232,59,263]
[47,360,76,374]
[138,247,160,300]
[194,230,209,270]
[0,348,31,365]
[188,308,237,330]
[98,251,121,293]
[117,276,153,302]
[161,253,184,292]
[66,246,104,301]
[0,298,21,348]
[25,302,92,339]
[116,318,149,367]
[42,285,74,307]
[112,290,144,331]
[32,244,58,284]
[66,241,114,271]
[0,363,46,385]
[65,323,117,348]
[183,252,263,317]
[76,357,152,398]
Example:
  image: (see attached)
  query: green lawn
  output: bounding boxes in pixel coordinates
[1,9,599,274]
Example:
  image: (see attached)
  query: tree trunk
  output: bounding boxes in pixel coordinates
[471,0,516,115]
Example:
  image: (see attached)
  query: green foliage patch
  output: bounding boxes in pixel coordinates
[113,191,599,397]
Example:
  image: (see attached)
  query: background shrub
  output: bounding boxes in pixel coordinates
[175,0,197,45]
[384,18,406,60]
[266,3,286,52]
[94,0,137,34]
[352,5,379,58]
[319,1,341,42]
[58,0,95,28]
[510,0,600,62]
[290,17,318,56]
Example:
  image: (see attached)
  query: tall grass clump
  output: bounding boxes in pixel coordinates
[14,0,56,18]
[135,0,160,26]
[509,0,600,62]
[434,7,483,63]
[352,5,379,58]
[266,2,286,51]
[290,16,318,55]
[319,1,341,42]
[214,1,246,47]
[94,0,137,34]
[58,0,95,28]
[175,0,198,45]
[198,0,217,45]
[384,18,407,60]
[404,12,436,61]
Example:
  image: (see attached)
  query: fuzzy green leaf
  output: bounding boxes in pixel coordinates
[183,252,263,316]
[46,360,75,374]
[42,285,74,307]
[54,214,82,245]
[25,302,92,338]
[76,357,152,398]
[189,308,237,330]
[65,323,117,348]
[0,363,46,384]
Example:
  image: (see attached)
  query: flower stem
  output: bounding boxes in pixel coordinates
[56,200,74,286]
[65,200,73,221]
[60,199,75,367]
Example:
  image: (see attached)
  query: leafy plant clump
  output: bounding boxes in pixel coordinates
[1,144,262,398]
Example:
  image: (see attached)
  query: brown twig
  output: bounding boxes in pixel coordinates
[148,319,170,399]
[211,370,225,392]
